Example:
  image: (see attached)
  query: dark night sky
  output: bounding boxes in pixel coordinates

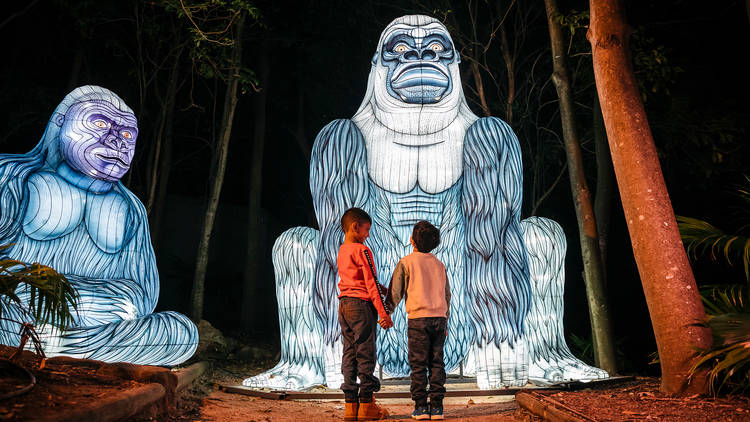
[1,0,748,373]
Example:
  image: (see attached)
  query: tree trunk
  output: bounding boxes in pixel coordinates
[191,13,245,322]
[499,25,515,125]
[149,44,184,243]
[145,99,167,214]
[587,0,711,393]
[241,41,270,330]
[593,95,615,280]
[544,0,617,375]
[470,62,491,117]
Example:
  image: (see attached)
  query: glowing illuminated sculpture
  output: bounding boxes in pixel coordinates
[244,15,606,390]
[0,86,198,366]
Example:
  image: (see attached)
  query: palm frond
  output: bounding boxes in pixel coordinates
[690,311,750,395]
[0,258,79,330]
[677,216,750,282]
[700,284,748,315]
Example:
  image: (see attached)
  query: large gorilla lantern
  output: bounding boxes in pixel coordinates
[244,15,606,390]
[0,86,197,366]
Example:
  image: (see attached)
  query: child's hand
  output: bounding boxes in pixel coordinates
[378,315,394,329]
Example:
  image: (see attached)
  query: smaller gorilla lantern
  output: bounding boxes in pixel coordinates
[0,86,197,366]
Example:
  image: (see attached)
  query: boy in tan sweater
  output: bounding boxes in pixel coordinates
[387,220,451,420]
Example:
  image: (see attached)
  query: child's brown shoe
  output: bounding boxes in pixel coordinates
[357,398,389,420]
[344,402,359,421]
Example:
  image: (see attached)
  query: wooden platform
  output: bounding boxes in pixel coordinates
[221,376,634,401]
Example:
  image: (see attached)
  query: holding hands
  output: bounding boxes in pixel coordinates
[378,315,394,329]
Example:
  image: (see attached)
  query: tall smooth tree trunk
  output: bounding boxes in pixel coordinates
[544,0,617,375]
[593,95,616,279]
[191,14,246,321]
[587,0,711,393]
[241,41,270,330]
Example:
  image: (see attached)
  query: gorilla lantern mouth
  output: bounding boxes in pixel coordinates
[95,152,129,167]
[391,64,449,104]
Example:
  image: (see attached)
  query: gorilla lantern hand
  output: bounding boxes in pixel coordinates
[0,86,198,366]
[243,15,606,390]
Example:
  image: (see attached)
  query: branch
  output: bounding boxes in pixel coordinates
[0,0,40,32]
[178,0,237,46]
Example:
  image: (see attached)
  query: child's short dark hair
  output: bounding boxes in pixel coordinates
[341,207,372,232]
[412,220,440,253]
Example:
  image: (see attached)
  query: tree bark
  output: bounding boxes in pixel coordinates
[191,13,245,322]
[470,61,491,117]
[499,25,515,125]
[593,95,615,281]
[544,0,617,375]
[241,41,270,330]
[587,0,711,393]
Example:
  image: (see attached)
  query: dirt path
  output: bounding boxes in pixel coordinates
[196,389,527,421]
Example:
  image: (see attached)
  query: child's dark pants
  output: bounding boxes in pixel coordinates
[338,296,381,403]
[408,317,447,406]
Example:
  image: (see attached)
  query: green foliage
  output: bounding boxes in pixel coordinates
[569,332,627,369]
[690,285,750,395]
[568,332,595,364]
[555,9,589,37]
[553,12,681,105]
[680,179,750,394]
[164,0,260,92]
[700,284,749,316]
[678,176,750,285]
[0,248,79,331]
[631,29,683,103]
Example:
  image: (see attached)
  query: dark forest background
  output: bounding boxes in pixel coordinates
[1,0,748,375]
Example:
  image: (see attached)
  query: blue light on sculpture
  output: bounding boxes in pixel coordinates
[0,86,198,366]
[244,15,606,390]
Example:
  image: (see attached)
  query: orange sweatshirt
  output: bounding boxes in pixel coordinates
[337,242,391,320]
[387,251,451,319]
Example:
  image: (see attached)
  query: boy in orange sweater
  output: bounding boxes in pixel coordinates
[337,207,393,421]
[387,220,451,420]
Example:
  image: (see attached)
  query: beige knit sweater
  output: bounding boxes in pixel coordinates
[387,251,451,319]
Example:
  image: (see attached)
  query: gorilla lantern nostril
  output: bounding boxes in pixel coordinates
[421,50,437,60]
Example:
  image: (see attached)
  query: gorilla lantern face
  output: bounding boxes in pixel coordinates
[380,22,457,104]
[57,100,138,182]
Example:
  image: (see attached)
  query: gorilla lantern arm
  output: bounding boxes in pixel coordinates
[462,117,532,388]
[309,119,370,387]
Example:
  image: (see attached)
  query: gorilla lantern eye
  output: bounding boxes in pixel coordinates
[429,43,443,52]
[394,44,408,53]
[94,120,108,128]
[122,131,132,139]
